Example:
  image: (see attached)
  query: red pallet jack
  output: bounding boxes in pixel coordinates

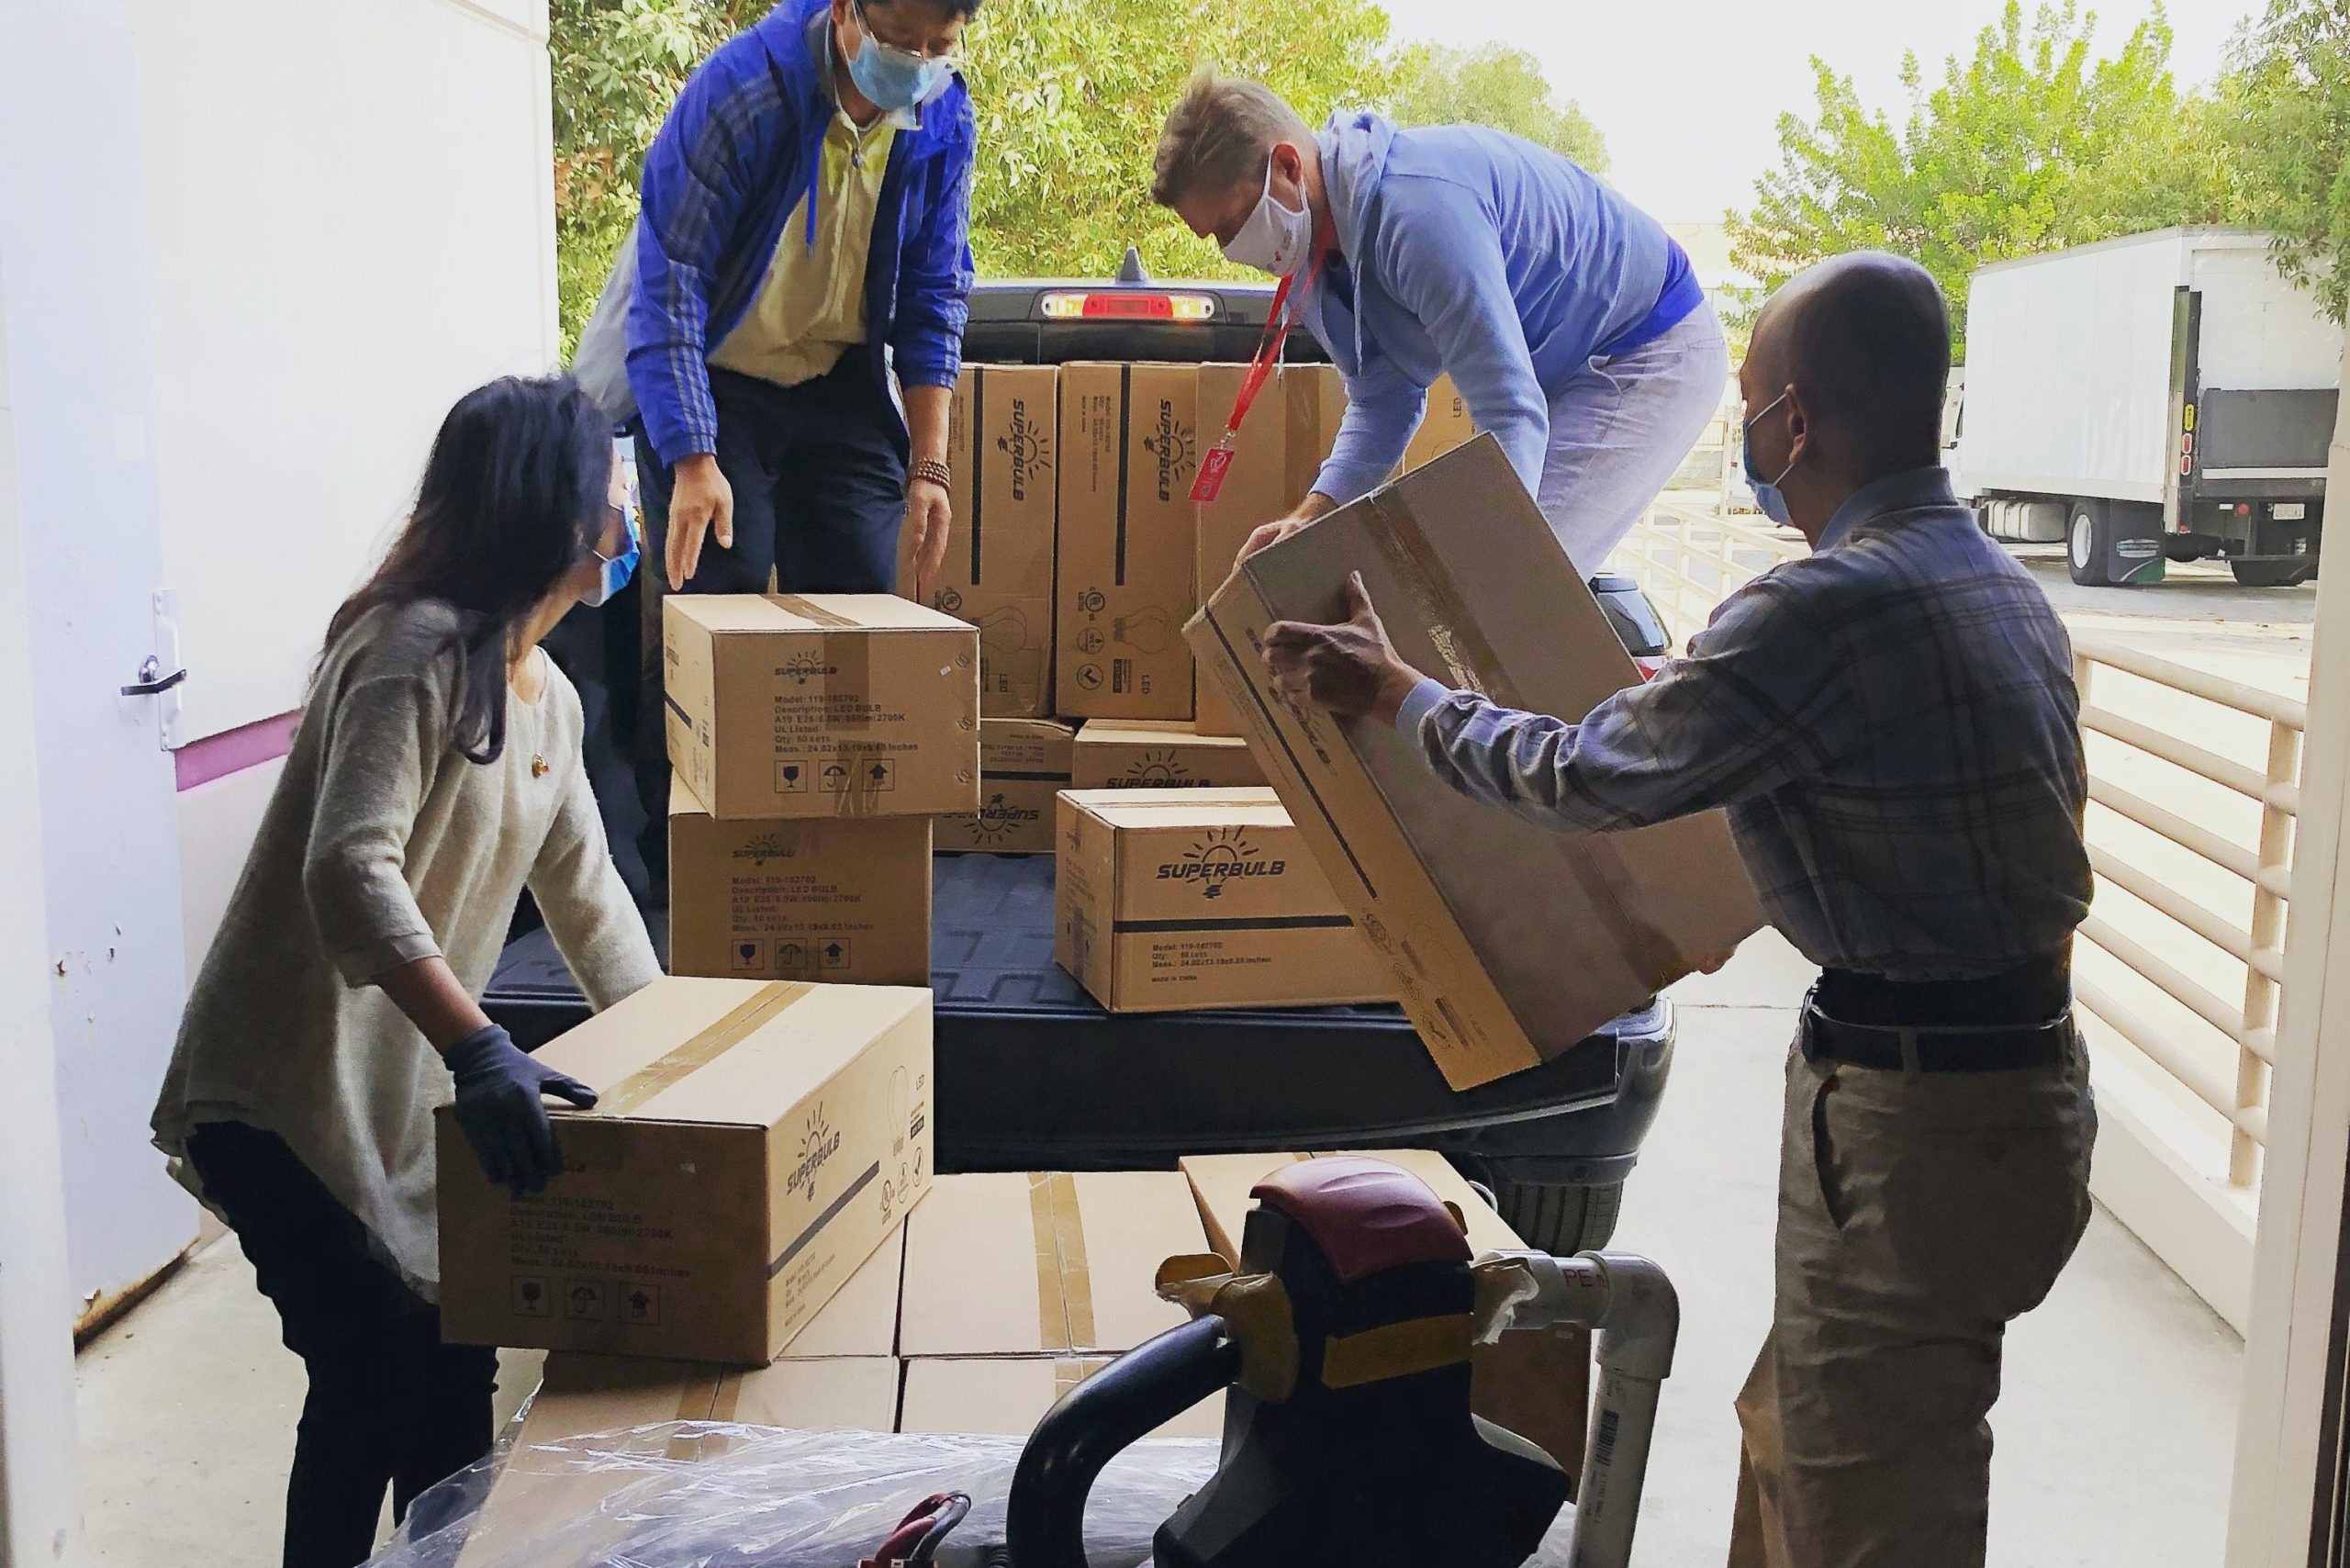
[856,1156,1677,1568]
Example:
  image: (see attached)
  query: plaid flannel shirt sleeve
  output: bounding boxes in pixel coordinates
[1397,574,1854,833]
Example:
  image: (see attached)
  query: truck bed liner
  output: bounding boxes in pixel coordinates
[487,854,1655,1173]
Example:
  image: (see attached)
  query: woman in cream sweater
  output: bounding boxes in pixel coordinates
[152,375,662,1568]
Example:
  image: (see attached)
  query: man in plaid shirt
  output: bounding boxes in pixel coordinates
[1264,252,2095,1568]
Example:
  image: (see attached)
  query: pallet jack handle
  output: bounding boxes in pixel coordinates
[1003,1315,1244,1568]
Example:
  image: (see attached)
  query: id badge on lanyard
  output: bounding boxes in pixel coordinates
[1192,255,1323,505]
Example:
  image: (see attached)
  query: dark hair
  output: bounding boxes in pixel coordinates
[320,375,611,765]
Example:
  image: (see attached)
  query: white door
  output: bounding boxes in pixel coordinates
[0,0,198,1327]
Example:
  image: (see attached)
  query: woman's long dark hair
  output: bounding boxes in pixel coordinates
[320,375,612,765]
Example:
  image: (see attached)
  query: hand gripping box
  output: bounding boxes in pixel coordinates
[1186,436,1764,1090]
[439,978,934,1364]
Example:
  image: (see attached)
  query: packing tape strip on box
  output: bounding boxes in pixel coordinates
[599,982,812,1115]
[1029,1172,1096,1353]
[1360,490,1685,992]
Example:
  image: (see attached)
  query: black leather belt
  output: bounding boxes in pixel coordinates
[1801,1003,2074,1073]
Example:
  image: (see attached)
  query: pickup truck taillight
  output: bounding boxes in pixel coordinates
[1039,290,1216,322]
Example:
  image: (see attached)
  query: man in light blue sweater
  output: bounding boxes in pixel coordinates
[1153,70,1728,575]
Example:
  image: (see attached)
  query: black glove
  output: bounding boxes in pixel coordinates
[445,1024,599,1196]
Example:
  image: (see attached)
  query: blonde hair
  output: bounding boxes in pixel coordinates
[1152,67,1312,208]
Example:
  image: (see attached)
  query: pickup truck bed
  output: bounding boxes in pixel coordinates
[486,852,1672,1251]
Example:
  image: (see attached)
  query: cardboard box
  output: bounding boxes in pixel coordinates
[1402,373,1477,472]
[669,784,931,986]
[1186,436,1764,1090]
[777,1222,905,1359]
[937,718,1075,855]
[1055,788,1387,1013]
[455,1354,900,1567]
[1179,1149,1586,1477]
[898,365,1058,718]
[663,593,979,820]
[899,1171,1206,1357]
[1056,363,1198,720]
[1193,363,1295,734]
[1282,363,1348,512]
[1069,719,1265,791]
[900,1357,1223,1440]
[439,978,935,1364]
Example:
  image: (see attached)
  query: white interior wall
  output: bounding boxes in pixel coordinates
[126,0,560,746]
[0,10,83,1559]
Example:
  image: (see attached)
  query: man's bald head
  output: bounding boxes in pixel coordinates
[1751,252,1952,476]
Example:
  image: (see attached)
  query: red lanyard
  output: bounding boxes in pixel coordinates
[1192,252,1324,504]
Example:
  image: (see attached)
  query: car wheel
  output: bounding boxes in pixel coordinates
[1490,1176,1626,1255]
[2232,559,2316,588]
[2067,503,2110,587]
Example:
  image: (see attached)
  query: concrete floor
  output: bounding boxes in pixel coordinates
[73,930,2242,1566]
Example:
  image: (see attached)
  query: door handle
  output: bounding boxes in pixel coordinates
[120,655,187,698]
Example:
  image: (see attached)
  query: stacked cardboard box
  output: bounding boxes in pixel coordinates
[1070,718,1264,791]
[1055,788,1387,1013]
[899,1170,1225,1439]
[1402,373,1478,472]
[1056,363,1200,722]
[669,789,931,984]
[661,592,976,983]
[936,718,1075,855]
[899,364,1059,718]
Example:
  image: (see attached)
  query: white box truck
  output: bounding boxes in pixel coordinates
[1956,228,2340,588]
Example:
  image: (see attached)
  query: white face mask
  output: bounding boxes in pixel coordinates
[1220,154,1313,277]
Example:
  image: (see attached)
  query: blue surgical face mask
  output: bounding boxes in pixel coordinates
[1742,390,1801,525]
[846,6,951,113]
[584,503,641,608]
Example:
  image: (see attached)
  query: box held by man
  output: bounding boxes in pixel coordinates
[1187,436,1762,1090]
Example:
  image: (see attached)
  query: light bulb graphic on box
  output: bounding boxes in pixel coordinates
[1112,607,1175,653]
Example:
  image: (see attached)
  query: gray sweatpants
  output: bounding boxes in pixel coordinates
[1538,299,1731,576]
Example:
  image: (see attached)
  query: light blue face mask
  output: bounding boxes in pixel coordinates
[1742,389,1801,525]
[846,4,952,113]
[585,502,641,608]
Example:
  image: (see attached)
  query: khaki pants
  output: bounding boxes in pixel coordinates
[1729,1022,2096,1568]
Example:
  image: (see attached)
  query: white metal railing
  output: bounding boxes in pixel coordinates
[1608,501,2304,1197]
[2070,638,2301,1188]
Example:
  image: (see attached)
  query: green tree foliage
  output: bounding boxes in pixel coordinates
[2225,0,2350,322]
[1388,43,1608,173]
[957,0,1399,281]
[1727,3,2252,352]
[550,0,780,356]
[549,0,1616,348]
